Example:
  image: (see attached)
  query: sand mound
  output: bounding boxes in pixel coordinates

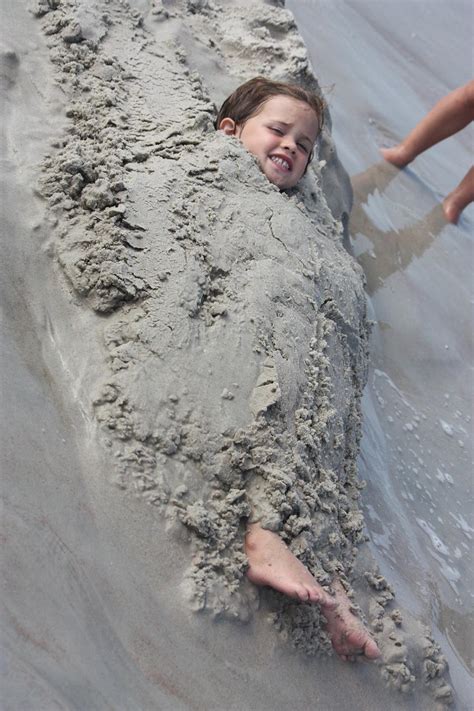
[36,0,369,633]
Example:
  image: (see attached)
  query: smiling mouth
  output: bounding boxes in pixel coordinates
[270,155,291,172]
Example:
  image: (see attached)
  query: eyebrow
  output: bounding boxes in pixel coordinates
[268,120,314,145]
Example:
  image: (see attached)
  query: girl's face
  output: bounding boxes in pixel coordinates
[220,95,319,190]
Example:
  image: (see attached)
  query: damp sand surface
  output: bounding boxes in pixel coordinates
[289,0,473,707]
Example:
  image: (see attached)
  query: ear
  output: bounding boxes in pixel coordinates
[219,117,237,135]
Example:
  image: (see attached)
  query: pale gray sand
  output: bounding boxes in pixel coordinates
[288,1,473,707]
[0,0,460,709]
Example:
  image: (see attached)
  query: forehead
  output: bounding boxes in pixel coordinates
[256,95,319,138]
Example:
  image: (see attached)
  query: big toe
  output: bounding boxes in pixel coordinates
[337,629,379,660]
[295,584,311,602]
[363,638,380,660]
[319,591,337,609]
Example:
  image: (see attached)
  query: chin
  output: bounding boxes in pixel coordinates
[263,171,293,190]
[273,178,296,190]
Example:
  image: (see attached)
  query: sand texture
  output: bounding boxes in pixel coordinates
[0,0,459,708]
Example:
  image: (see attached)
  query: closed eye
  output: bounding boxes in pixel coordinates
[269,127,283,135]
[297,143,309,153]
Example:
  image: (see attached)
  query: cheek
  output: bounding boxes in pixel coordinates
[297,154,310,174]
[239,129,262,154]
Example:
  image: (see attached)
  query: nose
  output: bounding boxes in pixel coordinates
[281,136,297,154]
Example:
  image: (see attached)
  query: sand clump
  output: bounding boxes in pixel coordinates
[360,567,453,705]
[29,0,453,704]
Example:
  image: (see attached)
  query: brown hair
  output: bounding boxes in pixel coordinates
[215,76,325,135]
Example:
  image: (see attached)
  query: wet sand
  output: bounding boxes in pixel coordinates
[289,0,473,707]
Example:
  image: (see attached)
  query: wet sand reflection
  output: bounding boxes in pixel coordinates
[349,161,447,295]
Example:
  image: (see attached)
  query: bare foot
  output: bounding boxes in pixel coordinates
[245,523,336,608]
[323,578,380,662]
[380,143,414,168]
[442,166,474,224]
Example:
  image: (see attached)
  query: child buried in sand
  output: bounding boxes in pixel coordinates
[216,77,380,662]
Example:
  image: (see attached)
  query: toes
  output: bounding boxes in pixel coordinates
[307,586,324,604]
[337,653,357,664]
[303,586,336,608]
[305,586,318,603]
[295,584,310,602]
[363,639,381,660]
[320,592,337,609]
[331,629,380,663]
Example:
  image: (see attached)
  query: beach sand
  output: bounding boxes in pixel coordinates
[1,0,470,709]
[288,1,473,707]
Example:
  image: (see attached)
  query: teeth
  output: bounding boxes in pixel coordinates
[271,156,290,170]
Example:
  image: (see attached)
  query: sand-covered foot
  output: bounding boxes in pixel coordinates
[245,524,336,608]
[443,166,474,223]
[324,578,380,662]
[380,144,414,168]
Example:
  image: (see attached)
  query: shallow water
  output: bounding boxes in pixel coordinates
[289,0,473,705]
